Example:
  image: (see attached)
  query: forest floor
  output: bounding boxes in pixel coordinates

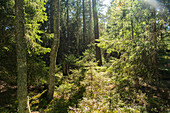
[0,73,169,112]
[0,80,17,112]
[0,51,170,112]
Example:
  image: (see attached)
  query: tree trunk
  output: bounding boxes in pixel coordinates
[131,1,134,39]
[92,0,102,66]
[47,0,60,102]
[67,0,70,51]
[131,18,134,39]
[152,7,158,83]
[76,0,80,55]
[88,0,92,44]
[63,62,69,76]
[83,0,86,49]
[15,0,28,112]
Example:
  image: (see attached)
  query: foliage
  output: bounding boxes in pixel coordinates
[0,0,50,85]
[0,0,169,112]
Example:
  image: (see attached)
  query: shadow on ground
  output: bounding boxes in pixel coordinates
[0,80,17,112]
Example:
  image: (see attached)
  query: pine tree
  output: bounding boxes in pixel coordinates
[15,0,28,112]
[47,0,60,102]
[92,0,102,66]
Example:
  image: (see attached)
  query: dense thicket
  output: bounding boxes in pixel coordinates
[0,0,169,112]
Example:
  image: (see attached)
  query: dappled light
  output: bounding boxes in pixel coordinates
[0,0,169,112]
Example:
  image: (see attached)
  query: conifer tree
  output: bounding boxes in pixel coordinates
[47,0,60,102]
[15,0,28,112]
[83,0,87,49]
[92,0,102,66]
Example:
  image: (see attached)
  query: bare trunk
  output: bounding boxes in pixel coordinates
[63,63,69,76]
[76,0,80,55]
[152,7,158,83]
[131,19,134,39]
[88,0,92,43]
[83,0,86,49]
[47,0,60,102]
[15,0,28,112]
[27,96,31,113]
[92,0,102,66]
[67,0,70,51]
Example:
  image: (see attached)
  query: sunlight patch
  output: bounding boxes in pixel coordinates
[143,0,159,8]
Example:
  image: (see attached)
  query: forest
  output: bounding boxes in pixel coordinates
[0,0,169,112]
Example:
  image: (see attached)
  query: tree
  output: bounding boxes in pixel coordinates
[0,0,17,82]
[15,0,28,112]
[76,0,80,55]
[152,7,159,84]
[83,0,87,49]
[92,0,102,66]
[47,0,60,102]
[88,0,93,43]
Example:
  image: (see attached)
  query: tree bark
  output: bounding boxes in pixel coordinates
[15,0,28,112]
[76,0,80,55]
[83,0,86,49]
[67,0,70,51]
[92,0,102,66]
[131,1,134,39]
[131,18,134,39]
[88,0,92,43]
[152,7,158,83]
[47,0,60,102]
